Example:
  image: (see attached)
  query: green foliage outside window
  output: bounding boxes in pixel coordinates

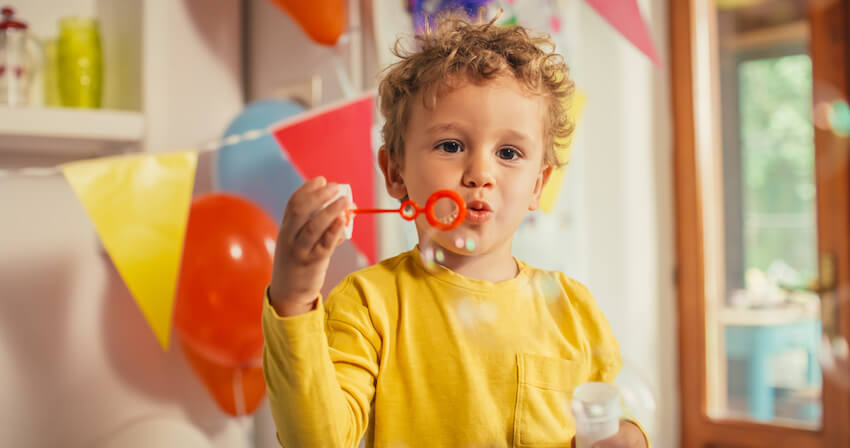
[738,54,817,282]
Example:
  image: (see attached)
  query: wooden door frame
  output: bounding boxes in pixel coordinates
[671,0,850,446]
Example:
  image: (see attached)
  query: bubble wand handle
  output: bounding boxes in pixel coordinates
[350,208,404,214]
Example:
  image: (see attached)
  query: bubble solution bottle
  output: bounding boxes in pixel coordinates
[572,382,621,448]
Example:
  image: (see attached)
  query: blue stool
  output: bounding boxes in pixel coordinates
[725,318,821,421]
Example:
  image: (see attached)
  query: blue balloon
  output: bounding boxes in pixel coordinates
[214,100,305,223]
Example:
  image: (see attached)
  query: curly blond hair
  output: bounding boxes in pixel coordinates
[378,9,574,168]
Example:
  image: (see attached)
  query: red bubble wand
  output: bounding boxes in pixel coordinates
[349,189,466,231]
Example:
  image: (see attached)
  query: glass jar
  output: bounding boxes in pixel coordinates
[0,7,42,106]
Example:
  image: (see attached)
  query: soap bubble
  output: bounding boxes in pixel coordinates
[817,291,850,391]
[814,99,850,137]
[829,100,850,137]
[521,271,562,303]
[811,80,850,187]
[356,253,369,268]
[453,298,505,351]
[418,228,448,273]
[614,358,658,442]
[419,245,438,271]
[813,81,850,138]
[417,225,447,271]
[537,272,562,302]
[455,297,499,329]
[435,248,445,263]
[455,237,465,249]
[452,236,478,252]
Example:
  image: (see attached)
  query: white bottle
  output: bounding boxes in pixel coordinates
[320,183,355,239]
[572,382,621,448]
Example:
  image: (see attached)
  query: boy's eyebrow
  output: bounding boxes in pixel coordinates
[501,129,534,143]
[424,124,534,143]
[424,123,463,134]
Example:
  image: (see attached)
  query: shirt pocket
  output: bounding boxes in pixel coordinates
[513,353,588,447]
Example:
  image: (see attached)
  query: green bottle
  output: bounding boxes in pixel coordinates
[57,17,102,108]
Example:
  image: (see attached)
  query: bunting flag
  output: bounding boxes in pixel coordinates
[585,0,663,68]
[61,151,198,350]
[271,94,377,264]
[540,89,587,213]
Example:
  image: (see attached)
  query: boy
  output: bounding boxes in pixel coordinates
[262,10,649,448]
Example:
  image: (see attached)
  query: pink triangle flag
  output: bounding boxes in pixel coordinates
[585,0,663,69]
[271,94,378,264]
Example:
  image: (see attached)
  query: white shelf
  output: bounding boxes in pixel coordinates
[0,107,145,156]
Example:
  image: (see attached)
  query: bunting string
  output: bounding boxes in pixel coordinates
[0,126,273,179]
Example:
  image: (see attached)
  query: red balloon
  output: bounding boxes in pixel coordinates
[180,339,266,417]
[173,193,277,366]
[270,0,346,46]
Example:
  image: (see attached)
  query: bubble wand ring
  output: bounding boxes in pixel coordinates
[350,189,466,231]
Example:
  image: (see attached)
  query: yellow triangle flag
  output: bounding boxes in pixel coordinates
[62,151,198,350]
[540,89,587,213]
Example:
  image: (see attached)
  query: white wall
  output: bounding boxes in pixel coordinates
[569,1,677,446]
[0,0,250,447]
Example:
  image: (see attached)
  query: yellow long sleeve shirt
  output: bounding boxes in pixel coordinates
[262,247,639,447]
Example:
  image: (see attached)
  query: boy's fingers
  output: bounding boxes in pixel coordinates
[293,196,349,256]
[281,181,340,245]
[334,229,347,247]
[280,177,325,231]
[302,176,327,191]
[287,181,338,223]
[317,217,345,254]
[289,176,328,211]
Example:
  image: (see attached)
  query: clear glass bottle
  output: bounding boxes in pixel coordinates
[0,7,42,106]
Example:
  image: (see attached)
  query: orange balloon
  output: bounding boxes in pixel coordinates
[173,194,277,366]
[271,0,346,46]
[180,339,266,417]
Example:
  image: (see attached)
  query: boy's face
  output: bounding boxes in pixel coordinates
[381,75,552,258]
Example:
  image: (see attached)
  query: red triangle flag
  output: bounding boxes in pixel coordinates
[585,0,663,69]
[271,94,377,264]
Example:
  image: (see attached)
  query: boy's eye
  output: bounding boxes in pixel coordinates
[436,140,463,153]
[498,147,521,160]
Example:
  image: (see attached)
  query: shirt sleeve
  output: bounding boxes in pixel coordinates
[261,279,381,448]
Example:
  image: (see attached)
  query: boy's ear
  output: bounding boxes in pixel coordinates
[528,164,554,211]
[378,146,408,200]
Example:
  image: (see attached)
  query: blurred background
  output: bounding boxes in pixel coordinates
[1,0,849,447]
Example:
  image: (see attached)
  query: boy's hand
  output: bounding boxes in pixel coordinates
[571,420,648,448]
[269,177,351,316]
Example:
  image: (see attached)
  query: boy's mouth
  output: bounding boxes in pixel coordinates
[465,200,493,224]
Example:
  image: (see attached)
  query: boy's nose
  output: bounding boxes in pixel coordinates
[461,154,495,188]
